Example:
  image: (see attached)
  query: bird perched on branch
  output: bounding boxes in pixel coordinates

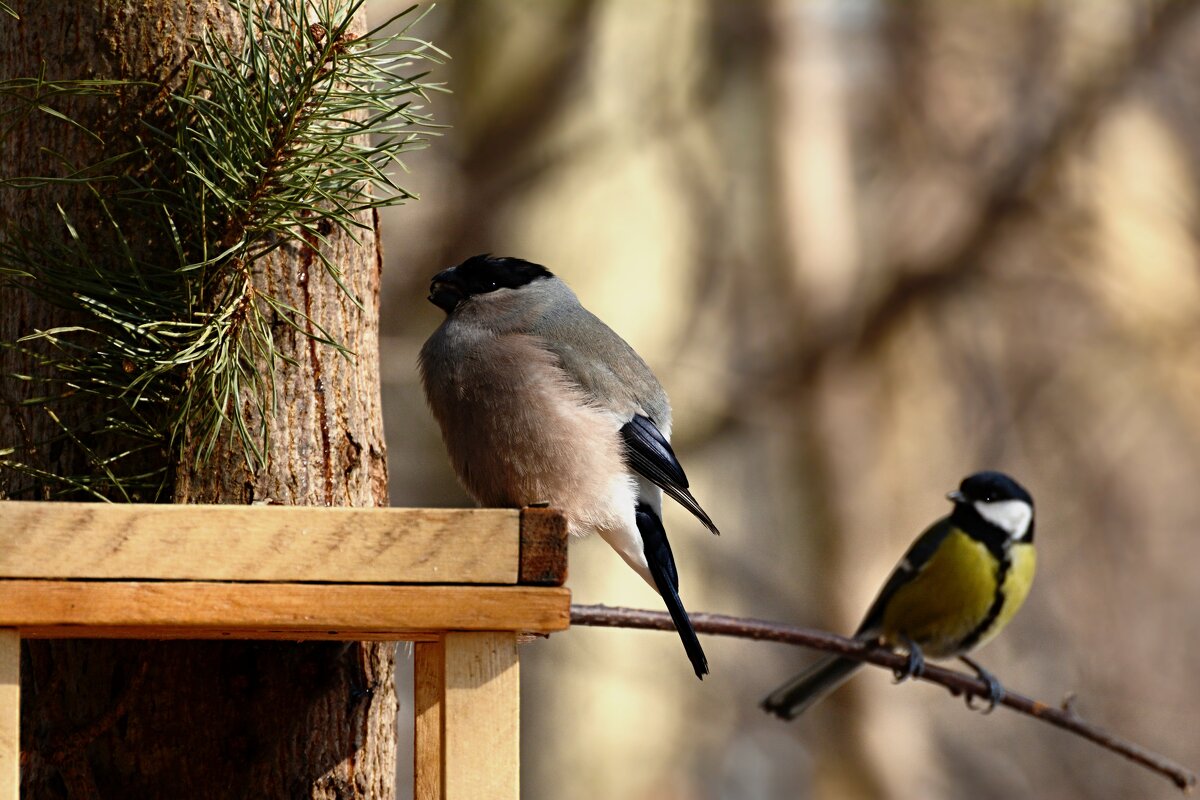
[419,254,718,679]
[762,470,1036,718]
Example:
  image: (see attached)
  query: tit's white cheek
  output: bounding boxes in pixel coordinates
[974,499,1033,540]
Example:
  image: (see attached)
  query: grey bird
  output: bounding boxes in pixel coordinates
[419,254,718,678]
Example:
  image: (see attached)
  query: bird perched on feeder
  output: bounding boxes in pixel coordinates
[762,470,1036,718]
[419,254,718,678]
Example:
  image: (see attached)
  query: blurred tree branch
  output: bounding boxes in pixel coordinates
[840,0,1200,357]
[701,0,1200,438]
[571,604,1198,793]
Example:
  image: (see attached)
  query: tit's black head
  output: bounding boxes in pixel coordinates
[948,470,1035,544]
[428,254,554,313]
[950,470,1033,507]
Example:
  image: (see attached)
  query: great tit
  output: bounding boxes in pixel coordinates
[762,470,1035,718]
[419,254,718,679]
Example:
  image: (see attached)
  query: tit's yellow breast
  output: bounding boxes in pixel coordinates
[879,530,1036,658]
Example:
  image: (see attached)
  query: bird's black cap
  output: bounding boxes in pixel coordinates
[428,254,554,312]
[949,471,1033,507]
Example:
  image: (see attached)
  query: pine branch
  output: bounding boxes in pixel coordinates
[0,0,443,498]
[570,604,1198,792]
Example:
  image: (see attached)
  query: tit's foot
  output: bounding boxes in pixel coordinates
[960,655,1005,713]
[892,636,926,683]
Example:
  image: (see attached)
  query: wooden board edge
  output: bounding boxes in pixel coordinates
[518,507,568,586]
[0,582,571,639]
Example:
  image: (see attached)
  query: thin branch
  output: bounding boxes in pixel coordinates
[570,603,1198,793]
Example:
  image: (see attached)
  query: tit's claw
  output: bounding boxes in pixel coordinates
[960,655,1005,713]
[892,636,926,684]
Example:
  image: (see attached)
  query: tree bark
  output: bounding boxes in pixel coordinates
[1,3,396,797]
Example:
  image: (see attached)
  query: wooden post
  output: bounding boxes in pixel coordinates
[0,630,17,800]
[445,632,520,800]
[414,633,520,800]
[414,639,445,800]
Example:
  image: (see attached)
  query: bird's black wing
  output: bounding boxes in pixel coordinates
[620,414,719,535]
[636,501,708,678]
[855,516,954,636]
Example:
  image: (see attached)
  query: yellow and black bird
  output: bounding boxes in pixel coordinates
[762,470,1036,719]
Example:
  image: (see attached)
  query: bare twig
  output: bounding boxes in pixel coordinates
[570,603,1198,793]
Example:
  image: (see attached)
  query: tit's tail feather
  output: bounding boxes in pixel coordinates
[761,655,862,719]
[635,502,708,679]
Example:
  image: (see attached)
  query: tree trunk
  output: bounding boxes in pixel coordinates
[1,3,396,797]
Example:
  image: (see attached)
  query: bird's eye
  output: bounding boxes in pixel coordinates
[486,280,498,290]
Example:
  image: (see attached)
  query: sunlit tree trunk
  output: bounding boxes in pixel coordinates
[1,3,396,796]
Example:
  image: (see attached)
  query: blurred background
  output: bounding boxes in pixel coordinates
[371,1,1200,798]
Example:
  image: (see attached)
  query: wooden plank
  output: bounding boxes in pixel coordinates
[443,632,519,800]
[0,582,570,638]
[518,508,569,585]
[18,627,446,642]
[0,503,520,584]
[413,639,446,800]
[0,630,17,800]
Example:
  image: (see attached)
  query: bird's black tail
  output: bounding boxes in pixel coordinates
[635,502,708,679]
[761,655,861,719]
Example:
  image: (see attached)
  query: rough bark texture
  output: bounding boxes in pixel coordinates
[1,3,396,798]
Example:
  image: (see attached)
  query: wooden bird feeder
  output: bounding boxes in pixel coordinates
[0,501,571,799]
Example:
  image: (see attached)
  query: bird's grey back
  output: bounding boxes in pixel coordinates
[525,279,671,430]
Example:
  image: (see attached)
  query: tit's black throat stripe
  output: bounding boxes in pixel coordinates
[958,548,1012,651]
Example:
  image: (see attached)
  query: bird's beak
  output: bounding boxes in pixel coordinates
[946,490,966,503]
[428,275,463,313]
